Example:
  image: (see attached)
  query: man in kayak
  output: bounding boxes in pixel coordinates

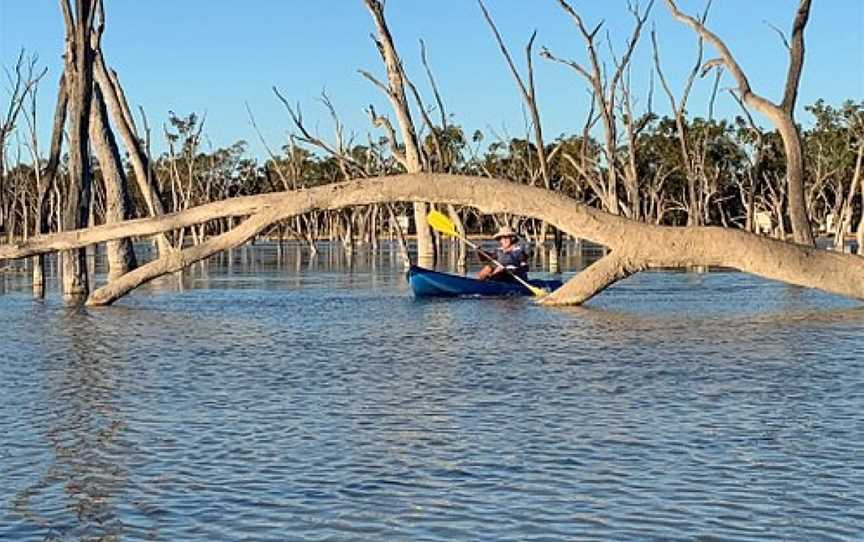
[477,226,530,282]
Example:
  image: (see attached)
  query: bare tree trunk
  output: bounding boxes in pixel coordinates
[652,17,711,227]
[92,50,172,255]
[90,85,137,280]
[60,0,97,301]
[33,76,68,296]
[361,0,433,266]
[778,115,812,244]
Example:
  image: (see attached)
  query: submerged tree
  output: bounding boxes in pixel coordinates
[1,0,862,307]
[360,0,435,266]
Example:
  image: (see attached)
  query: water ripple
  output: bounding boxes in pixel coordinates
[1,245,863,540]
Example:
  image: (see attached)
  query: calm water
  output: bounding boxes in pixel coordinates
[1,242,863,541]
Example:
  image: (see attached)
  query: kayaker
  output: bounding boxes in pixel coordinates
[477,226,530,282]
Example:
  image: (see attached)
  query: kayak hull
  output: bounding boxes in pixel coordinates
[408,265,563,298]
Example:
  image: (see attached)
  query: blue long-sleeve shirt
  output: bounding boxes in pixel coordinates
[495,244,529,279]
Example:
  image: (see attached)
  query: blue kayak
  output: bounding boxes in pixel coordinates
[408,265,563,298]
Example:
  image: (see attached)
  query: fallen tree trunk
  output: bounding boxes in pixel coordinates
[0,174,862,306]
[88,209,281,305]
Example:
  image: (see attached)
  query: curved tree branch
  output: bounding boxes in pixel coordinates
[2,174,863,306]
[542,249,643,306]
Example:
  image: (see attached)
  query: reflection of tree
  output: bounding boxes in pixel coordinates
[12,309,135,540]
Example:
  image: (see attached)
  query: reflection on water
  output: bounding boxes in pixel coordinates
[1,241,863,541]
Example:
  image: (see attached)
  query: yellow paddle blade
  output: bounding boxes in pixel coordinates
[427,209,458,237]
[526,284,549,297]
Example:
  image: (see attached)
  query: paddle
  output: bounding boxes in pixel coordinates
[426,209,548,297]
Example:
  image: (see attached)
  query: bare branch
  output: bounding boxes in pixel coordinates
[539,48,592,80]
[272,86,365,176]
[404,76,439,170]
[781,0,812,113]
[664,0,755,102]
[477,0,531,100]
[419,39,448,130]
[361,0,422,172]
[707,67,723,121]
[763,19,791,51]
[59,0,74,35]
[367,105,408,169]
[357,69,390,97]
[245,101,291,189]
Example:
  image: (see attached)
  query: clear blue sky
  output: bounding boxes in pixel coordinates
[2,1,862,160]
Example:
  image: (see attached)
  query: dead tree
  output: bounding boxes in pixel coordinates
[0,51,44,246]
[479,0,563,270]
[616,64,654,223]
[729,90,768,234]
[833,142,862,248]
[17,56,47,290]
[91,32,172,255]
[665,0,815,246]
[88,5,136,280]
[542,0,654,217]
[32,73,67,295]
[0,52,45,293]
[90,84,137,279]
[652,14,706,226]
[360,0,434,266]
[59,0,98,300]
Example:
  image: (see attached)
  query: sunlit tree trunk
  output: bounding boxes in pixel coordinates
[92,46,172,255]
[59,0,97,301]
[90,85,136,280]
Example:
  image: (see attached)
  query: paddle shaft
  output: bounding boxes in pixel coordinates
[457,237,541,294]
[425,209,544,296]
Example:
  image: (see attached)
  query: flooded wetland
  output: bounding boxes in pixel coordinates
[1,243,863,541]
[3,0,864,539]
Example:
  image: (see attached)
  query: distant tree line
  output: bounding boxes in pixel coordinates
[2,91,862,249]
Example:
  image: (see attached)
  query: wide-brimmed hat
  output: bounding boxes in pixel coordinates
[492,226,518,240]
